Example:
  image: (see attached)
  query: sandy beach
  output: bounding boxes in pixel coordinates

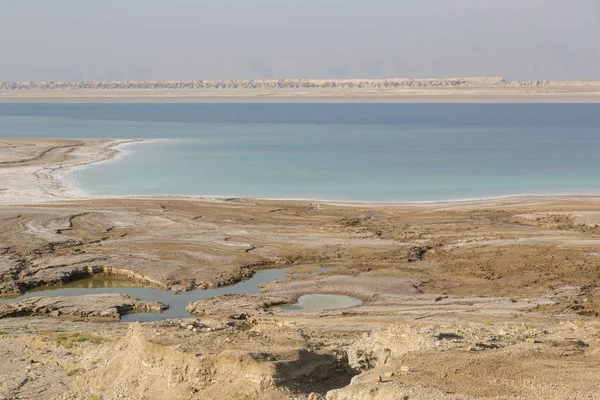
[1,139,600,399]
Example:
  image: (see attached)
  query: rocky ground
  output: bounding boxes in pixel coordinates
[1,140,600,399]
[0,294,167,321]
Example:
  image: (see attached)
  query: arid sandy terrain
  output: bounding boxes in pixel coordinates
[1,140,600,399]
[2,77,600,103]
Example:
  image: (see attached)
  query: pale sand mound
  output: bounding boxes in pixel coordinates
[66,323,357,399]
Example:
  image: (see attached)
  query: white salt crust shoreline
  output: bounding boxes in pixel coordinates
[0,139,141,205]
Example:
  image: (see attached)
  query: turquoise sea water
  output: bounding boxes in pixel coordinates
[1,103,600,202]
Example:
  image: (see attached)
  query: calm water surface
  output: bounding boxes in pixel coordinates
[1,103,599,201]
[1,269,289,322]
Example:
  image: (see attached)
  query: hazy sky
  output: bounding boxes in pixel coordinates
[1,0,599,81]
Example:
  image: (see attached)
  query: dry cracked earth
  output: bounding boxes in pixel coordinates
[1,140,600,399]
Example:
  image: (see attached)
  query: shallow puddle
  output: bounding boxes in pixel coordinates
[2,269,289,322]
[280,294,362,311]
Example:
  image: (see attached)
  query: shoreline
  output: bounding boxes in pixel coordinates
[70,191,600,208]
[4,137,600,208]
[65,138,166,196]
[0,138,140,205]
[41,138,146,200]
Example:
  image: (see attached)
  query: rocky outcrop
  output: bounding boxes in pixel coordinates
[186,294,290,317]
[0,293,167,320]
[71,323,357,399]
[0,249,167,296]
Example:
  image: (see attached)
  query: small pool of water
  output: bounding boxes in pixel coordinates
[27,276,163,292]
[281,294,362,311]
[2,269,289,322]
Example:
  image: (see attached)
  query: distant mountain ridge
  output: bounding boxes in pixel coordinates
[2,77,600,91]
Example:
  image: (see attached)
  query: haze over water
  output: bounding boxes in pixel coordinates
[1,103,600,202]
